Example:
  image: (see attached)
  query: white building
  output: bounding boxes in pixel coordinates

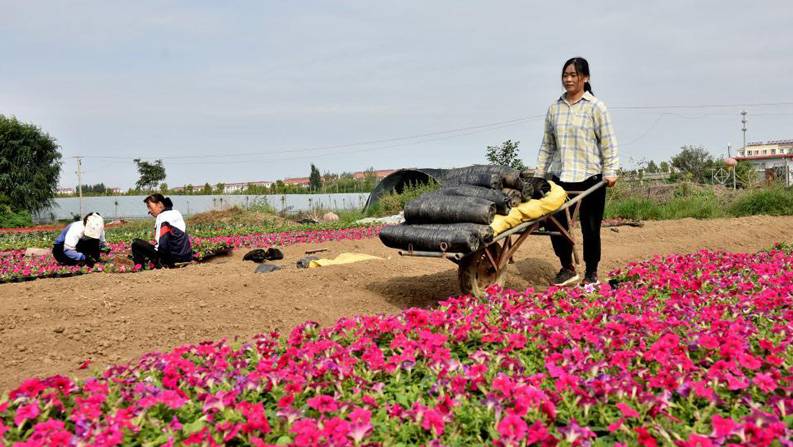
[736,139,793,185]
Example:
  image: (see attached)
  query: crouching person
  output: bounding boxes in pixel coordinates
[131,194,192,268]
[53,212,107,266]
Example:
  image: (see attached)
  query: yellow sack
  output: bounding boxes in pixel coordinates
[491,181,567,235]
[308,252,384,268]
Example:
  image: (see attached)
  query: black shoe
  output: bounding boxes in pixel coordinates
[552,268,580,287]
[582,271,600,286]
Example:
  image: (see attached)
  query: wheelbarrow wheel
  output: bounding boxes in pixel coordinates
[458,243,505,298]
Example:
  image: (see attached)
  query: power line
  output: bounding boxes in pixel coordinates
[160,119,536,166]
[611,101,793,110]
[67,100,793,163]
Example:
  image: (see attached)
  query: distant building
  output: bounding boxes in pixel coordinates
[109,187,123,194]
[56,187,75,195]
[223,181,273,193]
[283,177,311,188]
[352,169,396,181]
[736,139,793,185]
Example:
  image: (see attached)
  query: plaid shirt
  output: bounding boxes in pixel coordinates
[534,91,619,182]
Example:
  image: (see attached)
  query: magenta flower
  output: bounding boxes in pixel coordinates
[307,395,339,414]
[14,402,40,427]
[753,372,777,393]
[497,413,527,443]
[616,402,640,419]
[710,414,736,438]
[420,407,445,435]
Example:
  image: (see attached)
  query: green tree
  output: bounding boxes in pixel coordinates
[83,183,107,194]
[185,184,194,194]
[671,145,716,183]
[659,161,670,173]
[133,159,166,191]
[201,183,212,195]
[646,160,659,173]
[215,183,225,194]
[486,139,526,170]
[160,183,169,194]
[0,115,62,213]
[309,164,322,191]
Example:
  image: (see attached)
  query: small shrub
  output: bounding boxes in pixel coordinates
[371,181,440,216]
[0,205,33,228]
[730,186,793,216]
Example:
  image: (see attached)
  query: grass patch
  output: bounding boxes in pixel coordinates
[367,181,440,217]
[729,186,793,216]
[605,182,793,221]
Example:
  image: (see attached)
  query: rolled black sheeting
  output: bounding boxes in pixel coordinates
[379,223,493,253]
[404,194,496,225]
[502,188,523,207]
[447,164,524,189]
[445,172,503,190]
[439,185,511,215]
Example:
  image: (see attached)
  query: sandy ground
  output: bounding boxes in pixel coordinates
[1,215,791,393]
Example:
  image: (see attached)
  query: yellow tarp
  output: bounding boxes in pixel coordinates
[308,252,384,268]
[490,181,567,235]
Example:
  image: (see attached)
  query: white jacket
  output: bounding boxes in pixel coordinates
[154,209,187,250]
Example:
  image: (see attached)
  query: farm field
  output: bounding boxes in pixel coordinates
[1,215,792,445]
[0,215,789,389]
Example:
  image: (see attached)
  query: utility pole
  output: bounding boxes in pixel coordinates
[728,144,736,190]
[740,110,748,152]
[75,157,84,217]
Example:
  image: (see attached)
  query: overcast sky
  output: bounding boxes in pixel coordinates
[2,1,792,189]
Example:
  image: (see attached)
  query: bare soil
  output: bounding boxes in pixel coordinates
[1,215,791,393]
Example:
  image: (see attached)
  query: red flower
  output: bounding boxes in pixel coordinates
[636,427,657,447]
[497,413,527,442]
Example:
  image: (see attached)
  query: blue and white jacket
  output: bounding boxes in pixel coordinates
[154,209,193,262]
[53,221,106,262]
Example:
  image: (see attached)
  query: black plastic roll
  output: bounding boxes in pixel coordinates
[440,185,511,215]
[446,164,524,189]
[404,194,496,225]
[501,188,523,207]
[379,223,494,253]
[444,172,503,190]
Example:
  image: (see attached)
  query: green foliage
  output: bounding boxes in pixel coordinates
[0,205,33,228]
[368,181,440,217]
[670,145,716,183]
[83,183,107,194]
[309,164,322,191]
[734,160,757,188]
[645,160,659,173]
[485,139,526,170]
[606,182,793,220]
[133,159,166,191]
[0,115,62,213]
[729,186,793,216]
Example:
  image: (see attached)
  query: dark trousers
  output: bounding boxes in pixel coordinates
[131,239,163,267]
[52,239,100,266]
[549,175,606,274]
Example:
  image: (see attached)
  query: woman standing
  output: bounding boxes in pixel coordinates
[131,194,193,268]
[534,57,619,287]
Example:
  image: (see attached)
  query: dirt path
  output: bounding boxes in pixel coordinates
[1,215,791,393]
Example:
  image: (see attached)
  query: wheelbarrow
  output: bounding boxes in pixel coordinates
[397,180,607,297]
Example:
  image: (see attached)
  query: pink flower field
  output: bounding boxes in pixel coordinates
[1,245,792,446]
[0,227,382,284]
